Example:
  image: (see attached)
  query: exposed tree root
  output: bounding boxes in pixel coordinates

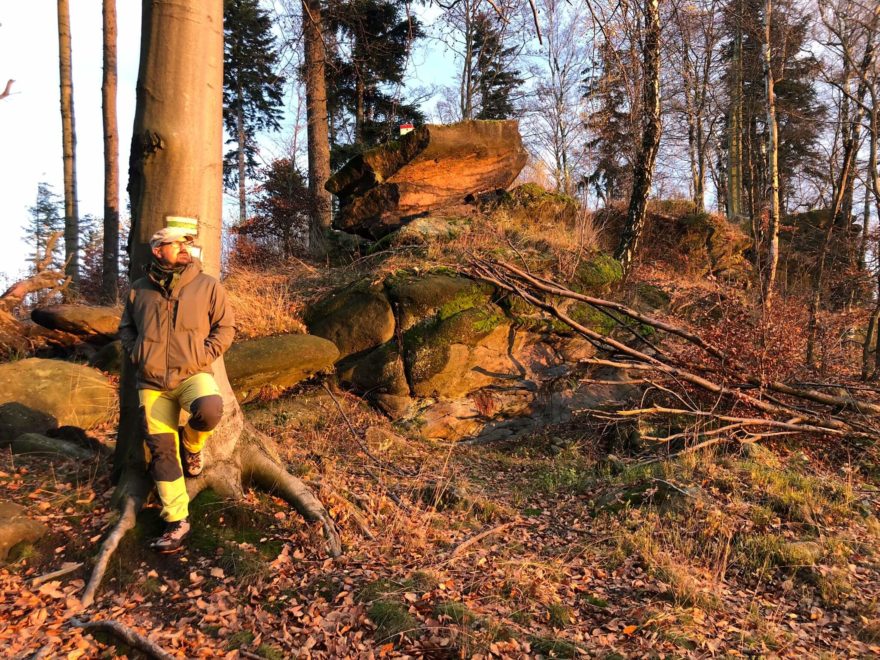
[81,422,340,608]
[70,617,175,660]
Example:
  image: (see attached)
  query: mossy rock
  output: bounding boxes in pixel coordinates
[338,340,410,397]
[225,334,339,403]
[570,253,623,293]
[385,271,496,332]
[499,183,579,224]
[304,279,395,360]
[568,303,617,335]
[632,283,671,312]
[403,304,509,397]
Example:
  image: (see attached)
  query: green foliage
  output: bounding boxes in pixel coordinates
[223,0,285,190]
[24,182,63,270]
[472,11,523,120]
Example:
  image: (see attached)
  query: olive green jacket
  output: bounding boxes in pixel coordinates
[118,260,235,390]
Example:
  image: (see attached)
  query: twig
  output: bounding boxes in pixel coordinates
[32,562,83,587]
[450,522,514,559]
[321,383,415,478]
[70,617,175,660]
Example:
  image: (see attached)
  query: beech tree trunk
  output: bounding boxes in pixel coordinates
[302,0,332,256]
[727,9,744,222]
[615,0,662,273]
[57,0,80,287]
[102,0,120,304]
[762,0,781,309]
[88,0,340,609]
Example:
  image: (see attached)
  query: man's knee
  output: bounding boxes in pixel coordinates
[189,394,223,431]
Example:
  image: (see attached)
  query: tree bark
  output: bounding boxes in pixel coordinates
[726,7,744,222]
[615,0,662,273]
[762,0,781,309]
[57,0,80,287]
[302,0,332,256]
[102,0,120,304]
[90,0,339,609]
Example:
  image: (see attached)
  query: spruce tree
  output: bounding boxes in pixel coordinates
[223,0,286,223]
[24,182,64,270]
[583,39,636,205]
[473,11,522,120]
[326,0,424,166]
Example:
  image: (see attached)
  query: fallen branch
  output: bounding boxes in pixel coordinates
[450,522,514,559]
[70,617,175,660]
[32,561,82,587]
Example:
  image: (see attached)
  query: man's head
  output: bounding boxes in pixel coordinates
[149,227,196,268]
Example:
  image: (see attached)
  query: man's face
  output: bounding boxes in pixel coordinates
[152,240,192,268]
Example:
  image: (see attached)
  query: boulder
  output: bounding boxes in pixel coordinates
[328,120,528,238]
[0,402,57,442]
[403,305,512,398]
[0,501,48,561]
[386,271,496,332]
[225,334,339,403]
[5,432,96,460]
[304,280,395,360]
[0,359,116,429]
[31,304,120,338]
[338,340,410,398]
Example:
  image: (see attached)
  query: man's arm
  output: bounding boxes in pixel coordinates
[204,280,235,362]
[117,290,139,357]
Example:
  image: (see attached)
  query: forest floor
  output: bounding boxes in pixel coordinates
[2,381,880,659]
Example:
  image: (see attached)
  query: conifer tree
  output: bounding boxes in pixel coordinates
[24,183,64,270]
[326,0,423,165]
[224,0,286,223]
[473,11,522,120]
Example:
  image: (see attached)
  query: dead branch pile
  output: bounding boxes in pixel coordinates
[468,257,880,455]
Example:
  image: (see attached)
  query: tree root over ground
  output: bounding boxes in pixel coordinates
[468,257,880,454]
[81,417,341,608]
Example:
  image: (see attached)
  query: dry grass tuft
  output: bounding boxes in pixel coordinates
[224,265,309,338]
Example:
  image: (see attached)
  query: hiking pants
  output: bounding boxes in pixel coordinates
[139,373,224,522]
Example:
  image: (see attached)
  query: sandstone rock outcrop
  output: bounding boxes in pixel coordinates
[305,261,635,441]
[225,334,339,403]
[327,120,528,238]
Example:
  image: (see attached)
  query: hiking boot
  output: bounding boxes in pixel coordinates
[151,518,190,553]
[179,427,204,478]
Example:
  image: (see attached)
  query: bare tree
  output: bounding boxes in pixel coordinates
[57,0,80,287]
[102,0,120,303]
[614,0,663,272]
[302,0,332,256]
[762,0,781,309]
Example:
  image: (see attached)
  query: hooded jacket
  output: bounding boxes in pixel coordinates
[118,259,235,390]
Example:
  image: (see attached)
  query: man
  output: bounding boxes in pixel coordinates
[118,226,235,552]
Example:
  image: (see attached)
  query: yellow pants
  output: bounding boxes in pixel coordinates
[139,373,223,522]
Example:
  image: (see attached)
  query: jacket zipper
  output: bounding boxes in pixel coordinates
[166,298,173,389]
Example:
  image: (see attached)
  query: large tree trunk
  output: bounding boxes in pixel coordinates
[57,0,80,287]
[86,0,339,609]
[615,0,662,273]
[101,0,120,304]
[302,0,332,256]
[762,0,781,309]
